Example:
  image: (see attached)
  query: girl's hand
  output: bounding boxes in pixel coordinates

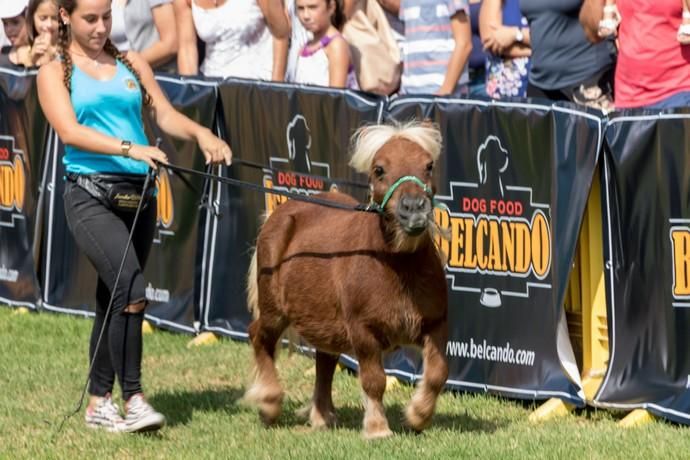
[30,32,50,60]
[482,24,517,55]
[128,144,169,170]
[197,128,232,165]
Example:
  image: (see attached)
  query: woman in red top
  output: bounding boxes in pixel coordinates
[581,0,690,109]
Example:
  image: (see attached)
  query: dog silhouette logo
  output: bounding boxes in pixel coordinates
[477,135,509,198]
[286,115,312,173]
[262,115,333,215]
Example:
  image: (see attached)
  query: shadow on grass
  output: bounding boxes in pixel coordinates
[270,400,503,435]
[149,387,245,427]
[151,387,503,434]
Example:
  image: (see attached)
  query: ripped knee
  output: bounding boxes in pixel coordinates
[123,301,146,314]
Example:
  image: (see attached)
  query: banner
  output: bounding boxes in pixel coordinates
[595,112,690,424]
[385,97,601,404]
[202,80,383,339]
[40,76,217,332]
[141,76,218,332]
[0,68,45,309]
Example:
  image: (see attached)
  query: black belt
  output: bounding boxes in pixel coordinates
[66,173,108,201]
[66,173,153,212]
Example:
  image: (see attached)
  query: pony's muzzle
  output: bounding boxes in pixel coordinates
[397,194,431,235]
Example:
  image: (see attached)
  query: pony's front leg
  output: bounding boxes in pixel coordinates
[405,323,448,432]
[355,343,392,440]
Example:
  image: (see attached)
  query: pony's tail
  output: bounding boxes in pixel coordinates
[247,248,260,319]
[246,244,300,355]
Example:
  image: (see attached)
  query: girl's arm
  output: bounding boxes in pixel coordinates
[36,60,168,169]
[479,0,530,56]
[343,0,358,18]
[580,0,605,43]
[499,42,531,58]
[272,36,289,81]
[377,0,400,16]
[138,3,178,68]
[437,10,472,95]
[128,51,231,164]
[478,0,502,43]
[324,36,350,88]
[257,0,290,39]
[14,45,33,67]
[174,0,199,75]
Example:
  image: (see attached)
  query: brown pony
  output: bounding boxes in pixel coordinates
[245,121,449,439]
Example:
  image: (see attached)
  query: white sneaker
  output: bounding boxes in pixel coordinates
[85,394,127,433]
[124,393,166,433]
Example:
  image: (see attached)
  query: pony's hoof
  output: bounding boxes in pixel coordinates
[258,399,283,425]
[363,427,394,440]
[259,408,281,426]
[363,416,393,440]
[309,407,337,429]
[404,404,432,433]
[244,385,283,425]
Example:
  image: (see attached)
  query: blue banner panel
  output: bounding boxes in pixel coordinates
[385,97,601,404]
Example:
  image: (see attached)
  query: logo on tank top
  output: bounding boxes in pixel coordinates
[123,78,138,92]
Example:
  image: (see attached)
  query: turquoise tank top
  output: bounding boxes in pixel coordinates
[64,60,149,175]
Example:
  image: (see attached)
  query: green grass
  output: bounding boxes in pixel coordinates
[1,308,689,459]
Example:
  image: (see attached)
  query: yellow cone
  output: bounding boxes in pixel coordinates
[187,331,218,348]
[619,409,655,428]
[385,376,400,390]
[12,307,30,315]
[528,398,574,423]
[142,320,154,335]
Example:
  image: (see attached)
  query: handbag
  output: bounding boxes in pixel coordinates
[68,173,154,213]
[342,0,401,95]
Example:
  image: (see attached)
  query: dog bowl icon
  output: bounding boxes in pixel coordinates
[479,288,502,308]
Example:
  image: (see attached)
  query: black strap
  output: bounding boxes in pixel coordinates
[231,158,369,190]
[159,162,381,214]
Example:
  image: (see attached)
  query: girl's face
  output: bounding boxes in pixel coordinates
[296,0,334,34]
[34,1,59,40]
[2,15,29,47]
[61,0,112,53]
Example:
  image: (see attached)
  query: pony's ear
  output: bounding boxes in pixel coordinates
[419,119,435,128]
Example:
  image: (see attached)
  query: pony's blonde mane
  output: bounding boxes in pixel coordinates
[349,121,443,174]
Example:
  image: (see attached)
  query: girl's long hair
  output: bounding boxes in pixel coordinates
[330,0,346,30]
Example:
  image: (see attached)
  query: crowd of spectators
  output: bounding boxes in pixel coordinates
[2,0,690,110]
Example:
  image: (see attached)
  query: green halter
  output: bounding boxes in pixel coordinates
[368,175,449,214]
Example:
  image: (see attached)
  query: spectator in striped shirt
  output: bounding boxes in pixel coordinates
[398,0,472,96]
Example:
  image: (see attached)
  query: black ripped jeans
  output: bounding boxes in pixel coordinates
[63,180,157,401]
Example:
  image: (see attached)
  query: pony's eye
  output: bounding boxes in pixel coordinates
[425,162,434,175]
[373,165,384,179]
